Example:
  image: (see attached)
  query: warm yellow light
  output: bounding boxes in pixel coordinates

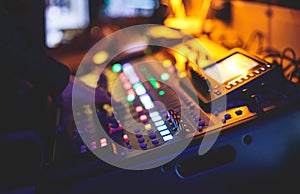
[173,52,187,71]
[163,59,172,67]
[164,0,211,35]
[179,72,187,78]
[164,17,202,35]
[93,51,109,65]
[169,0,186,19]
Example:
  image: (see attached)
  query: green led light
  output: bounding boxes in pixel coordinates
[158,90,165,96]
[112,63,122,73]
[160,73,170,81]
[127,94,135,102]
[149,78,159,89]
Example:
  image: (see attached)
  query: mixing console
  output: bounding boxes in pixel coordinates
[53,37,299,171]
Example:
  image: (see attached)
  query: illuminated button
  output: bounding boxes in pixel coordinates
[266,64,271,68]
[163,135,173,141]
[134,83,146,96]
[100,138,107,144]
[149,111,159,118]
[238,79,243,83]
[122,62,133,71]
[149,78,160,89]
[123,134,129,141]
[138,137,145,143]
[235,110,243,116]
[158,90,165,96]
[140,143,147,149]
[136,134,142,138]
[100,138,108,148]
[152,139,159,145]
[244,75,249,80]
[232,82,238,86]
[214,85,219,89]
[249,73,255,77]
[112,63,122,73]
[254,70,260,74]
[144,124,152,130]
[152,116,162,122]
[260,67,266,71]
[160,73,170,81]
[160,130,170,136]
[100,142,108,148]
[157,125,167,131]
[127,94,135,102]
[140,94,154,109]
[140,115,148,122]
[155,120,165,127]
[135,106,143,113]
[224,114,232,120]
[149,134,156,139]
[226,85,232,89]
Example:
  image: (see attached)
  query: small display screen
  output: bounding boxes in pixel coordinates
[203,53,259,84]
[104,0,159,18]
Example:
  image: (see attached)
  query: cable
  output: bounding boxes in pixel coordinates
[261,47,300,84]
[280,47,296,67]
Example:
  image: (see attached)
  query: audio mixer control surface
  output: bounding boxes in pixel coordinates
[52,38,300,177]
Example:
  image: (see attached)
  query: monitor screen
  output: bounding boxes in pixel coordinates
[203,53,259,84]
[104,0,159,18]
[45,0,90,48]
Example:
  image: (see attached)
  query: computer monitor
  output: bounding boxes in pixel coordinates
[44,0,90,48]
[104,0,159,18]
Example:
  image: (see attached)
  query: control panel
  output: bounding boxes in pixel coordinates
[53,43,298,171]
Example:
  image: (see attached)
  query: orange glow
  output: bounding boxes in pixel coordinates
[164,0,211,35]
[163,59,172,67]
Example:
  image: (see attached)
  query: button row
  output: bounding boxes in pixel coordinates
[221,109,243,123]
[225,65,271,90]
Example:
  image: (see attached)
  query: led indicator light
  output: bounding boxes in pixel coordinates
[112,63,122,73]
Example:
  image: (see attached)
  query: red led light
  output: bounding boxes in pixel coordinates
[140,115,148,122]
[123,134,129,141]
[135,106,144,112]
